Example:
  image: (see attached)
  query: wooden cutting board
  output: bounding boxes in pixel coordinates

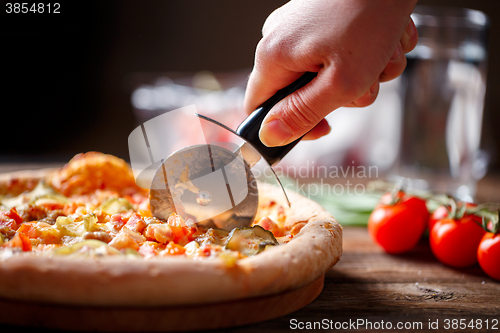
[0,276,324,332]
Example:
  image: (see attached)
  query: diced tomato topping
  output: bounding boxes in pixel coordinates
[125,213,146,233]
[138,209,152,218]
[200,244,211,257]
[161,241,186,256]
[63,202,79,215]
[108,232,140,251]
[17,222,38,238]
[6,233,32,251]
[17,222,61,244]
[138,243,157,258]
[258,217,272,230]
[256,217,283,237]
[169,225,194,245]
[137,199,151,217]
[0,208,23,230]
[37,201,65,211]
[144,224,174,244]
[160,214,195,244]
[92,210,109,224]
[167,213,184,227]
[109,214,126,231]
[125,193,147,205]
[4,207,22,225]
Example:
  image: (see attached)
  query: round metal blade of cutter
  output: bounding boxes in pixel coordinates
[149,144,258,231]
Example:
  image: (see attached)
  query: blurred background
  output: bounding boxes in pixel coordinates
[1,0,500,181]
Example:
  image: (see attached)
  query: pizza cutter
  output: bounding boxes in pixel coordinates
[150,72,317,230]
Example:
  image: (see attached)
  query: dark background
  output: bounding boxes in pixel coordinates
[1,0,500,173]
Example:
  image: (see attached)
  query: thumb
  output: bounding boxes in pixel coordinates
[259,67,358,147]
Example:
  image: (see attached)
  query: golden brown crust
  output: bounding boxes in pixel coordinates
[0,171,342,306]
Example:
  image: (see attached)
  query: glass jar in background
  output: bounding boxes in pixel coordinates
[391,6,489,201]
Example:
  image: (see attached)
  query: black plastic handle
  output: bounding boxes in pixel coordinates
[236,72,317,166]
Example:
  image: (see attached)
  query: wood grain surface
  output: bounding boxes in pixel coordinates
[219,227,500,333]
[0,277,324,332]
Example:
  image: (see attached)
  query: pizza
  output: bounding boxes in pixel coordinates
[0,152,342,312]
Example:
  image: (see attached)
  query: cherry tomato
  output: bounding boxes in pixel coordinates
[428,205,448,232]
[429,202,477,232]
[430,215,486,268]
[477,232,500,280]
[368,192,428,254]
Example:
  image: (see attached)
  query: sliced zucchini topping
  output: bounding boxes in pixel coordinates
[225,225,278,256]
[195,228,229,246]
[98,197,134,215]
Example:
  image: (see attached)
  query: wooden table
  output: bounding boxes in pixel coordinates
[222,176,500,332]
[1,164,499,332]
[222,227,500,333]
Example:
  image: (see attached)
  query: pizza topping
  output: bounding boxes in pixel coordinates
[83,231,113,243]
[109,213,127,231]
[98,197,134,215]
[108,230,142,251]
[0,207,23,230]
[184,241,200,257]
[18,205,48,223]
[5,233,32,251]
[160,241,186,256]
[0,152,294,262]
[125,214,147,234]
[39,210,66,225]
[144,224,175,244]
[255,216,284,237]
[225,225,279,256]
[0,181,68,211]
[218,250,241,267]
[55,214,96,238]
[52,240,121,257]
[194,228,229,246]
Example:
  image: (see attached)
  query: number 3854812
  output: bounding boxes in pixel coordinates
[6,3,60,14]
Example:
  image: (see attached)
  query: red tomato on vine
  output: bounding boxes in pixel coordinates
[429,202,477,232]
[429,201,486,268]
[368,191,428,254]
[477,210,500,280]
[478,232,500,280]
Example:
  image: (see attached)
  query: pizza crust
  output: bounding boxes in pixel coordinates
[0,173,342,306]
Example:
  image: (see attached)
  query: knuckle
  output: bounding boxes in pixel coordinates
[331,74,364,104]
[256,35,290,65]
[352,92,377,108]
[380,57,407,82]
[262,8,280,35]
[327,63,378,104]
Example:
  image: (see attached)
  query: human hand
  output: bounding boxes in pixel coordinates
[244,0,418,147]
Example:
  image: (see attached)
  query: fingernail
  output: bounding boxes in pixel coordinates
[391,44,402,61]
[370,81,379,95]
[406,19,416,37]
[259,118,293,147]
